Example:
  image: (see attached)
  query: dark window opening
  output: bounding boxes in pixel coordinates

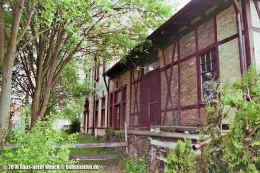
[94,100,99,128]
[200,48,217,102]
[101,97,106,127]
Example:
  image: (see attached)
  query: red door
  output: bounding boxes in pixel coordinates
[140,69,161,127]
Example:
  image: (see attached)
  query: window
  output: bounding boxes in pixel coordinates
[114,91,121,129]
[101,97,106,127]
[109,93,113,128]
[83,99,89,131]
[94,100,99,127]
[109,86,127,130]
[200,48,217,101]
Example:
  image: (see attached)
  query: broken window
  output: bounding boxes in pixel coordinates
[200,48,218,102]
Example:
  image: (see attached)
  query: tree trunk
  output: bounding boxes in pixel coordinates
[0,6,4,67]
[31,54,44,128]
[0,59,13,129]
[0,0,24,129]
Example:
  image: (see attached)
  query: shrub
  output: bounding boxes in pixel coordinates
[164,139,195,173]
[201,67,260,173]
[104,128,114,141]
[125,155,148,173]
[0,116,77,173]
[164,68,260,173]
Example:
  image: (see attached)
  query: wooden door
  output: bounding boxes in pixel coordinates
[140,69,161,127]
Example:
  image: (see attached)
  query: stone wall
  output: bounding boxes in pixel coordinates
[127,131,201,173]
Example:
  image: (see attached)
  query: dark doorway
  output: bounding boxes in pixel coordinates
[140,69,161,127]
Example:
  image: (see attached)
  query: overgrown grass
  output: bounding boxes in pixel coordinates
[69,135,125,172]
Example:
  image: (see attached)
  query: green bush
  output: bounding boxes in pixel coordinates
[125,156,148,173]
[201,67,260,173]
[164,68,260,173]
[104,128,114,141]
[0,116,77,173]
[165,139,195,173]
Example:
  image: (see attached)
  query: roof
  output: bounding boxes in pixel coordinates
[148,0,232,44]
[103,41,156,78]
[104,0,232,78]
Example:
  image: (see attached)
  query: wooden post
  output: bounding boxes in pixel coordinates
[125,121,128,154]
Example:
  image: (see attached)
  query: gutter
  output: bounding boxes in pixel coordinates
[233,0,246,75]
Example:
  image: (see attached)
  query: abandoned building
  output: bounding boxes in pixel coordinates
[82,0,260,171]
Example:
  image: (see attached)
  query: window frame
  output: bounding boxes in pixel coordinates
[109,85,127,130]
[94,99,99,128]
[101,96,106,128]
[199,47,218,102]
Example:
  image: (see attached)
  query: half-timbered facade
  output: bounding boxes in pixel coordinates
[82,0,260,139]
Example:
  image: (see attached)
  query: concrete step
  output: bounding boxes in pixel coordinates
[69,154,122,161]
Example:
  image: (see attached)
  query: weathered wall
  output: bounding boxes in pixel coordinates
[180,58,198,107]
[250,0,260,28]
[249,0,260,72]
[86,2,251,134]
[219,38,241,84]
[160,66,179,110]
[197,19,215,50]
[180,31,196,59]
[109,71,131,128]
[217,6,237,41]
[179,109,199,126]
[129,70,141,128]
[157,4,243,127]
[127,132,200,173]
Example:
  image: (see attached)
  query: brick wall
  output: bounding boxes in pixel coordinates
[198,19,215,50]
[180,31,196,59]
[180,57,198,107]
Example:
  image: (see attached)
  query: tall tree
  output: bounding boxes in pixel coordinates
[0,0,35,129]
[15,0,172,127]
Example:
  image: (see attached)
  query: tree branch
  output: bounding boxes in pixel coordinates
[17,2,35,43]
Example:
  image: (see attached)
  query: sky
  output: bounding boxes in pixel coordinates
[167,0,191,13]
